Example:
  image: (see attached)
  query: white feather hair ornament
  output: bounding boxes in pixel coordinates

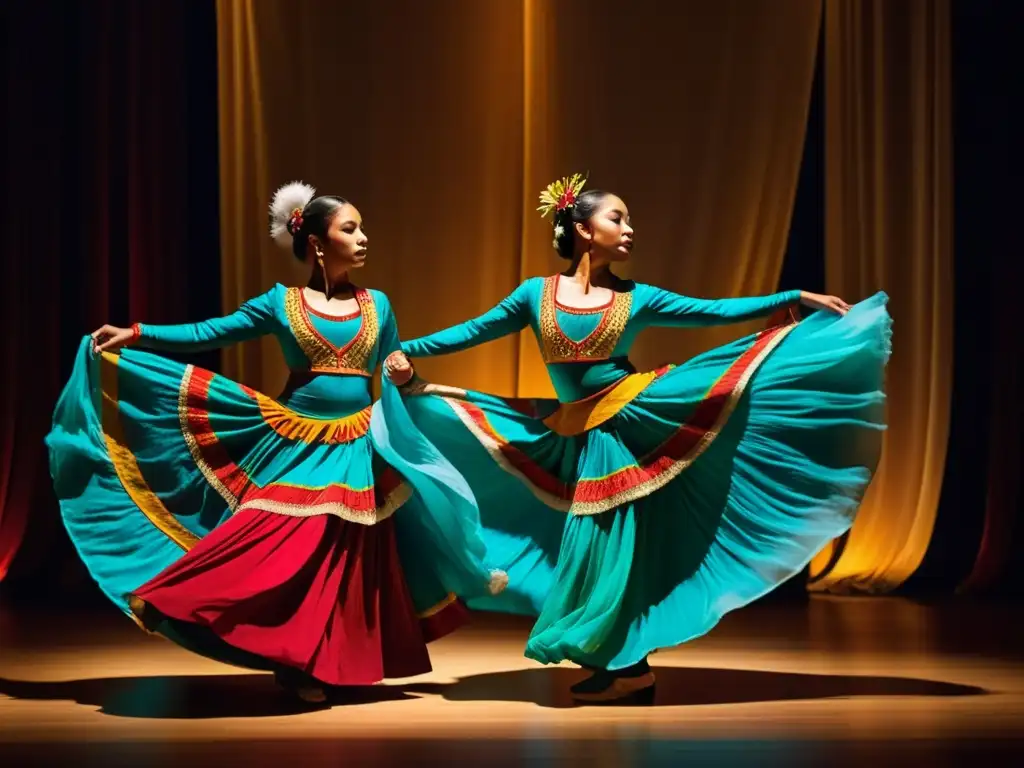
[269,181,317,248]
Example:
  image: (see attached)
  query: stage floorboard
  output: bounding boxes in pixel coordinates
[1,595,1022,765]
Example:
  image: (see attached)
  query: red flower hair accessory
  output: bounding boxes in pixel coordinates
[286,207,304,235]
[269,181,316,248]
[537,173,587,220]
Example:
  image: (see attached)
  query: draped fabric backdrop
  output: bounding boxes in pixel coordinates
[0,0,1014,601]
[216,0,822,399]
[0,1,221,588]
[809,0,953,593]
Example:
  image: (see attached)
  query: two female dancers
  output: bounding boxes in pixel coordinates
[49,174,890,706]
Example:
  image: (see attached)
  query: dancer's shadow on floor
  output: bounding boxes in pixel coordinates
[404,666,989,709]
[0,666,988,717]
[0,674,414,719]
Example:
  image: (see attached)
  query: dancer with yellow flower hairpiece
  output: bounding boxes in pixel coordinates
[384,174,891,704]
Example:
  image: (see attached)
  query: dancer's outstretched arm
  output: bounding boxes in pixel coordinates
[91,287,279,353]
[401,280,534,358]
[635,285,848,329]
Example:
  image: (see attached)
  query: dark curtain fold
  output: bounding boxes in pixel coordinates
[946,0,1024,596]
[777,24,826,301]
[0,1,221,591]
[810,0,953,593]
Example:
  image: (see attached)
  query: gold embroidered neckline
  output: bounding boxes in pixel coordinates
[539,275,632,363]
[300,289,362,321]
[299,289,366,355]
[552,274,616,314]
[285,286,379,375]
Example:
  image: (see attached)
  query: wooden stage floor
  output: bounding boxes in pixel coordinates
[1,595,1022,766]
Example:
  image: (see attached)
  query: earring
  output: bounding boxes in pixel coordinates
[577,245,592,294]
[316,248,329,292]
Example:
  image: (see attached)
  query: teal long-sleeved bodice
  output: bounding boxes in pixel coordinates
[47,278,510,638]
[402,275,801,402]
[136,283,401,417]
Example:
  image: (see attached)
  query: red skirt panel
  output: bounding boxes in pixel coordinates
[132,508,465,686]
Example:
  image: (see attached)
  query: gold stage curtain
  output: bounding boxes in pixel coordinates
[516,0,823,393]
[217,0,821,398]
[809,0,953,593]
[217,0,526,395]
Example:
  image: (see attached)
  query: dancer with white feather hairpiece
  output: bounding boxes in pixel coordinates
[47,182,506,704]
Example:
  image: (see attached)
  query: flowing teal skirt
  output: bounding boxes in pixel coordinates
[46,339,498,680]
[399,293,892,670]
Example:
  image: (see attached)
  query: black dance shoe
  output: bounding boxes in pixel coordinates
[570,658,656,705]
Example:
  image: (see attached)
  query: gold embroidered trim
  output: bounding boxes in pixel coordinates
[249,391,372,444]
[309,367,371,377]
[100,352,199,551]
[178,365,241,512]
[539,275,632,362]
[553,300,611,316]
[340,289,378,372]
[237,482,411,525]
[126,595,159,634]
[436,322,796,516]
[566,323,797,515]
[284,287,379,373]
[441,396,572,512]
[285,287,335,369]
[417,592,458,618]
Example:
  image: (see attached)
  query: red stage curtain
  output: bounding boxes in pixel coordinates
[0,1,220,589]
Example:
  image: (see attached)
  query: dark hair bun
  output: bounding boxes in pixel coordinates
[268,181,349,261]
[551,189,608,259]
